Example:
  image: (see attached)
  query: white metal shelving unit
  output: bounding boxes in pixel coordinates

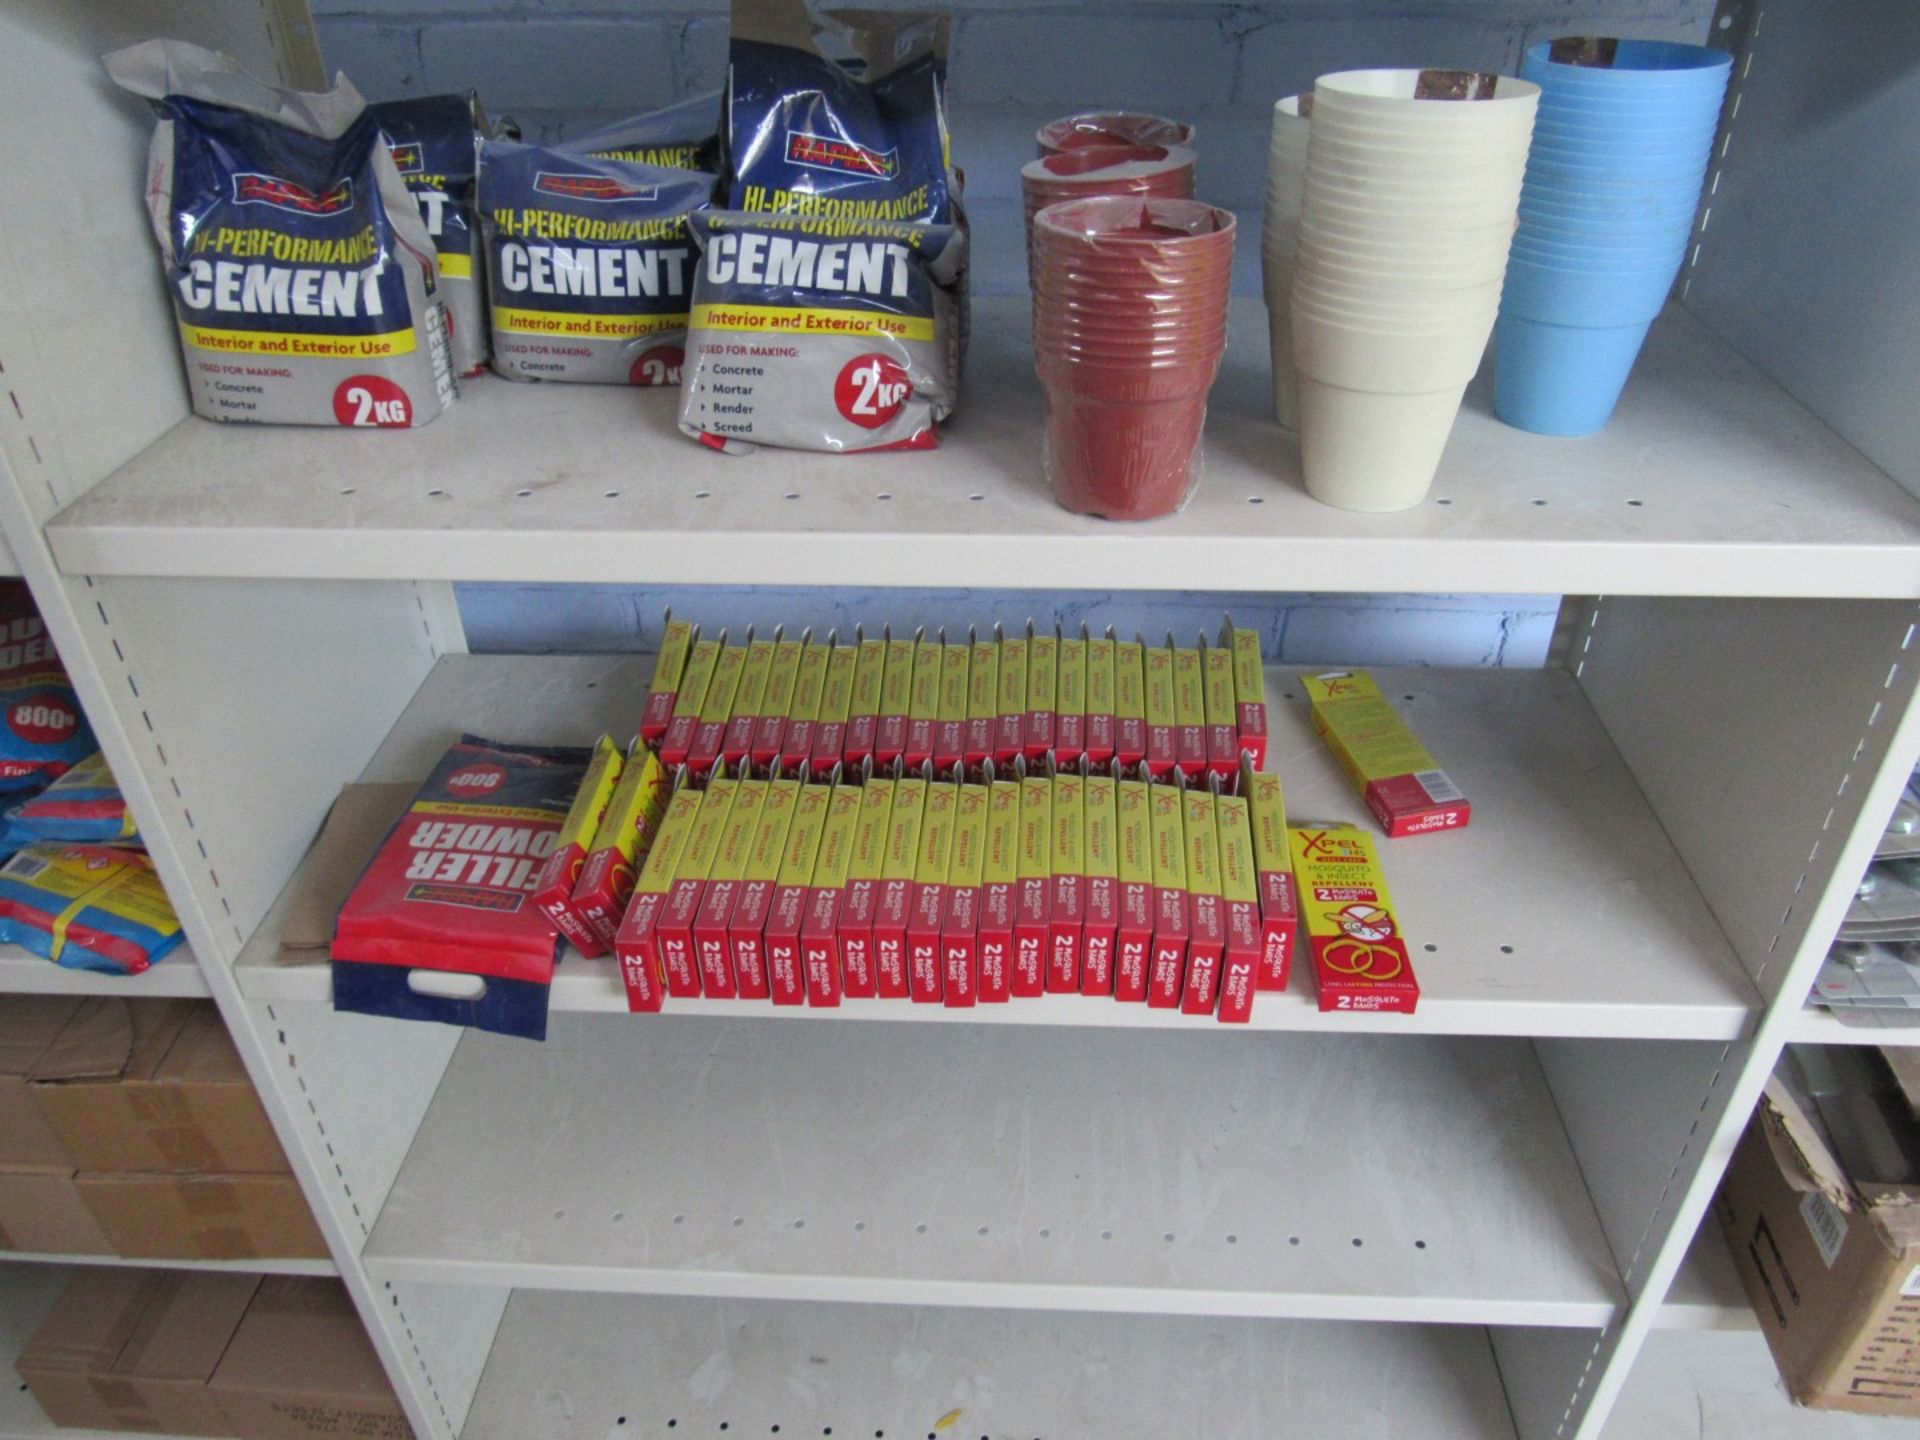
[4,0,1919,1438]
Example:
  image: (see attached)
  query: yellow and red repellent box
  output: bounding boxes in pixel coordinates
[615,778,705,1012]
[1241,761,1299,991]
[977,779,1020,1003]
[694,775,764,997]
[905,631,942,771]
[1014,772,1051,997]
[1115,637,1148,769]
[1081,770,1118,996]
[1047,769,1085,993]
[876,629,915,768]
[753,630,802,769]
[1226,620,1268,767]
[803,784,862,1006]
[908,778,958,1003]
[964,631,998,768]
[995,625,1026,765]
[658,769,737,996]
[1114,774,1153,1002]
[1054,629,1086,765]
[844,630,887,768]
[1202,638,1239,777]
[942,783,989,1007]
[1181,787,1226,1016]
[662,631,721,768]
[1214,788,1260,1024]
[1171,639,1208,778]
[1289,824,1419,1013]
[723,631,776,769]
[766,781,831,1005]
[531,735,623,952]
[572,745,670,954]
[874,772,926,998]
[812,638,858,772]
[690,634,747,774]
[1025,625,1058,762]
[1303,670,1469,838]
[1146,782,1188,1008]
[936,633,969,774]
[837,777,892,997]
[782,632,832,771]
[642,617,694,746]
[1085,630,1116,767]
[730,776,798,999]
[1143,640,1176,778]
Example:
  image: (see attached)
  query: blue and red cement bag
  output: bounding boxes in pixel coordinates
[373,93,490,376]
[5,753,138,845]
[0,844,185,976]
[332,736,591,1039]
[0,583,94,793]
[576,92,724,175]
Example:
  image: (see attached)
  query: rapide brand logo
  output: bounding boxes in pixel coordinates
[533,171,658,203]
[387,142,425,175]
[785,131,899,178]
[447,763,508,795]
[231,172,353,215]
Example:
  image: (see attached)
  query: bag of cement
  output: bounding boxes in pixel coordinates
[677,209,965,453]
[574,92,724,175]
[373,94,489,376]
[726,1,955,224]
[477,142,714,385]
[105,40,454,428]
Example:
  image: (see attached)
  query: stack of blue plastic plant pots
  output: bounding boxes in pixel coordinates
[1494,38,1733,435]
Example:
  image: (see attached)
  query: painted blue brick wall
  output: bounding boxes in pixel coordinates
[311,2,1697,666]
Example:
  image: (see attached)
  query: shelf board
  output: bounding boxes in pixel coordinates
[1787,1003,1920,1046]
[1601,1330,1902,1439]
[0,945,206,998]
[462,1290,1519,1440]
[1655,1222,1755,1332]
[234,653,1758,1040]
[0,1249,333,1276]
[364,1016,1622,1327]
[46,301,1920,598]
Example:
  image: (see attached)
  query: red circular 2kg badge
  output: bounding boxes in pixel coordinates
[834,354,912,430]
[332,375,415,428]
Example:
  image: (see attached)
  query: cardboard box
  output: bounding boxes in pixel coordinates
[641,617,694,745]
[908,780,958,1003]
[782,633,832,771]
[1202,640,1240,777]
[209,1277,410,1440]
[1024,626,1057,763]
[31,999,290,1175]
[1171,643,1208,778]
[657,772,738,997]
[875,631,915,769]
[1147,784,1189,1009]
[1303,670,1470,838]
[530,735,621,954]
[18,1267,258,1436]
[1242,763,1300,992]
[904,632,941,771]
[1014,774,1051,998]
[1114,639,1148,769]
[274,784,414,970]
[0,1164,113,1253]
[729,778,796,1000]
[964,634,998,767]
[1143,641,1176,779]
[843,633,886,768]
[1289,824,1420,1013]
[1047,771,1085,993]
[935,638,969,774]
[693,777,764,999]
[941,784,988,1007]
[1084,633,1116,767]
[1054,631,1086,765]
[1226,621,1268,768]
[1719,1072,1920,1417]
[802,785,862,1007]
[812,639,859,773]
[1,995,84,1166]
[1114,777,1153,1002]
[1215,791,1260,1024]
[688,637,746,774]
[1181,789,1225,1016]
[1081,773,1118,996]
[754,632,802,770]
[766,781,830,1006]
[660,633,720,769]
[977,780,1020,1003]
[874,775,926,998]
[837,780,893,998]
[78,1171,327,1261]
[573,747,670,956]
[994,628,1026,766]
[722,633,775,768]
[614,779,703,1012]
